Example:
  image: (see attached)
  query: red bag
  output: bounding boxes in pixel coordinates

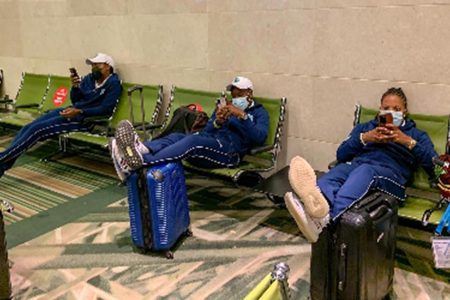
[436,154,450,198]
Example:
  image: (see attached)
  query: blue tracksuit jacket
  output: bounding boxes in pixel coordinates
[0,73,122,175]
[70,73,122,117]
[141,101,270,168]
[337,119,436,180]
[319,118,437,219]
[201,101,269,157]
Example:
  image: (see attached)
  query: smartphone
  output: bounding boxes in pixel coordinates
[216,91,227,109]
[69,67,78,78]
[378,112,393,127]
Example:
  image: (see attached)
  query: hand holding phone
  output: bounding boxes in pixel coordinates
[69,67,78,77]
[216,91,228,109]
[377,112,393,127]
[69,67,80,87]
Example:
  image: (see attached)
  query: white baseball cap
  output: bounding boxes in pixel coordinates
[226,76,253,91]
[86,53,115,69]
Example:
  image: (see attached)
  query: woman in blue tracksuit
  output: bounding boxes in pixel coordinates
[110,76,269,182]
[284,87,437,243]
[0,53,122,176]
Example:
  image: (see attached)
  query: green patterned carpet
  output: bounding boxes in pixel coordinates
[0,137,449,299]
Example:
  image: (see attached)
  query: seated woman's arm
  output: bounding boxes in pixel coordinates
[336,122,375,163]
[411,130,438,177]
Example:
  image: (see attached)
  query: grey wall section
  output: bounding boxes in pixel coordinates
[1,0,450,170]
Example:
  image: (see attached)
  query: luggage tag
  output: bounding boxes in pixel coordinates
[431,236,450,269]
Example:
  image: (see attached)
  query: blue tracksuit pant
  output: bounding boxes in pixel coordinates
[318,160,406,220]
[142,132,240,169]
[0,108,90,174]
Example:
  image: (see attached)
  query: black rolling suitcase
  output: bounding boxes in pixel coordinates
[310,192,398,300]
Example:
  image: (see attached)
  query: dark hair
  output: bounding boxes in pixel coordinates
[380,87,407,108]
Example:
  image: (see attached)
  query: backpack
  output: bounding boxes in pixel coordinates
[436,154,450,198]
[157,104,209,139]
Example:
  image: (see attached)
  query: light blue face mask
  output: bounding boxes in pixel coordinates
[392,111,404,127]
[232,96,249,111]
[380,110,404,127]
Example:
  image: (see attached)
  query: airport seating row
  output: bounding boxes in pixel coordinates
[0,73,287,185]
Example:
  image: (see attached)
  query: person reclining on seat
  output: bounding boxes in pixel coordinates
[110,76,269,182]
[0,53,122,176]
[285,87,437,243]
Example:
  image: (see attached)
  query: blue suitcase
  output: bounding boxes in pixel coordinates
[126,161,191,259]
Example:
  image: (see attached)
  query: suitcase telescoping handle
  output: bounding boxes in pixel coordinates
[369,205,389,220]
[128,85,142,124]
[354,192,394,222]
[127,85,148,140]
[354,192,383,209]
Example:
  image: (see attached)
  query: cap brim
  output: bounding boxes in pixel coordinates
[86,58,107,65]
[85,59,96,65]
[226,84,233,91]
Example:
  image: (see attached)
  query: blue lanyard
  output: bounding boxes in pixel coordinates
[435,202,450,235]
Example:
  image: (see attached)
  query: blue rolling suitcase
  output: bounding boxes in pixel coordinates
[127,161,191,259]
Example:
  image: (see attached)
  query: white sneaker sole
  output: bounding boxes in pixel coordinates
[284,192,319,243]
[109,138,127,183]
[115,120,143,170]
[288,156,329,218]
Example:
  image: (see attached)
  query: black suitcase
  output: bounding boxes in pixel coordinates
[310,192,398,300]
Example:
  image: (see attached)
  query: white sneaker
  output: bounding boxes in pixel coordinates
[115,120,144,170]
[284,192,329,243]
[109,138,131,182]
[288,156,330,218]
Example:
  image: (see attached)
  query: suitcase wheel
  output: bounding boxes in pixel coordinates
[185,229,193,237]
[165,251,174,259]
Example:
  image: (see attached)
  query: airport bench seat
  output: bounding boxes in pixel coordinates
[0,73,50,129]
[168,86,287,185]
[255,105,449,229]
[0,74,72,129]
[62,83,163,150]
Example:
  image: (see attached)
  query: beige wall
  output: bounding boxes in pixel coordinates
[1,0,450,171]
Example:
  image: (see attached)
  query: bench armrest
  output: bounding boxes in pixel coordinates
[133,122,163,131]
[15,103,39,109]
[249,144,273,155]
[82,116,110,124]
[128,85,143,95]
[80,116,111,135]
